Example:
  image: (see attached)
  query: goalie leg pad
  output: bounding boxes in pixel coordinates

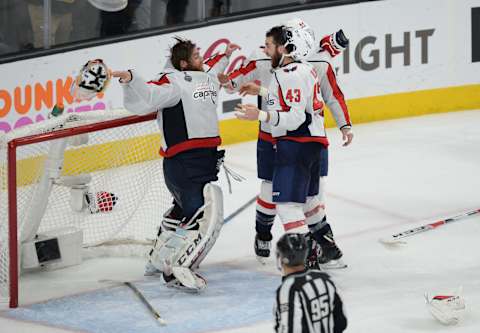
[187,183,224,269]
[150,183,223,289]
[150,228,195,272]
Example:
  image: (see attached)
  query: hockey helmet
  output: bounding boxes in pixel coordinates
[281,18,315,61]
[276,233,309,267]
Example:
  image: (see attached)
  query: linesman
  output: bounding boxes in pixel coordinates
[274,233,347,333]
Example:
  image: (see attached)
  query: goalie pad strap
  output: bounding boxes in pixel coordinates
[150,183,224,272]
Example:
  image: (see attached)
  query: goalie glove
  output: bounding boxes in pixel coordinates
[425,289,465,325]
[319,29,349,57]
[85,191,118,214]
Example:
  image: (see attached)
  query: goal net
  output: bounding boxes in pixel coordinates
[0,108,172,308]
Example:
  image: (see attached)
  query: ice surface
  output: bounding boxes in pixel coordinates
[1,110,480,332]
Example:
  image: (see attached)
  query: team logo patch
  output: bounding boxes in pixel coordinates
[266,93,275,106]
[192,79,217,103]
[184,72,192,82]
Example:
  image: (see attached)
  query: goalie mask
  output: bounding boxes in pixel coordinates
[72,59,111,101]
[281,19,315,61]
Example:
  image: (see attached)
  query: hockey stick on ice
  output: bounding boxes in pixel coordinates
[379,208,480,245]
[224,196,256,224]
[99,279,167,325]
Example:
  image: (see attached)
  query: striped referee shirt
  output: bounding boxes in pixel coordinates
[274,269,347,333]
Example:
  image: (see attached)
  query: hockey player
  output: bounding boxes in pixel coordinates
[230,20,352,267]
[112,38,240,291]
[274,233,347,333]
[235,22,329,252]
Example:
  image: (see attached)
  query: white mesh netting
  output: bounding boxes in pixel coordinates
[0,109,172,306]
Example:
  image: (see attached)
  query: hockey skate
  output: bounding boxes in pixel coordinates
[308,225,347,269]
[304,234,321,270]
[254,233,271,265]
[163,267,207,293]
[317,234,347,269]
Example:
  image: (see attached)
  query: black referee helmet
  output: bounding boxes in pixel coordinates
[276,233,308,266]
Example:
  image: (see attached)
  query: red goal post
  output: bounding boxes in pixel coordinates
[0,109,172,308]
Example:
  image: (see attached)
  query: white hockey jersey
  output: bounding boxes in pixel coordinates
[265,61,328,145]
[227,48,274,143]
[227,45,351,144]
[121,54,229,157]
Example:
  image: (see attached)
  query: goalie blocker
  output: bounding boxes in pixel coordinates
[149,183,224,291]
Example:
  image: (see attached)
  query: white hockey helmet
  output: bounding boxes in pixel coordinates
[284,18,316,43]
[282,18,315,61]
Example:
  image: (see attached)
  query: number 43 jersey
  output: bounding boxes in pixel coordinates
[265,61,328,147]
[274,269,347,333]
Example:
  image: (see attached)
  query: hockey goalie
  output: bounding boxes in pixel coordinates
[111,37,240,291]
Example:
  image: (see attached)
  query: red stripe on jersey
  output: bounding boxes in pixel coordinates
[280,136,329,147]
[258,131,276,144]
[257,197,276,210]
[204,53,226,68]
[283,220,306,231]
[277,86,291,111]
[326,64,350,124]
[228,60,257,80]
[159,137,221,157]
[312,83,324,112]
[148,75,170,86]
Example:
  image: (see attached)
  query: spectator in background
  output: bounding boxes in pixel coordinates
[25,0,74,48]
[0,0,34,54]
[209,0,228,17]
[0,33,10,54]
[166,0,188,25]
[89,0,151,37]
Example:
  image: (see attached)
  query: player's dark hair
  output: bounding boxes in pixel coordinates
[266,26,293,53]
[170,37,196,71]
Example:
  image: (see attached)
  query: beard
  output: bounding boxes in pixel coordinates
[185,61,204,72]
[270,50,283,68]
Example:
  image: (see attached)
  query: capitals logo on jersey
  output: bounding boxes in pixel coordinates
[266,92,275,106]
[192,78,217,104]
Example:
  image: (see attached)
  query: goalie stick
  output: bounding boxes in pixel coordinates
[99,279,167,325]
[379,208,480,245]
